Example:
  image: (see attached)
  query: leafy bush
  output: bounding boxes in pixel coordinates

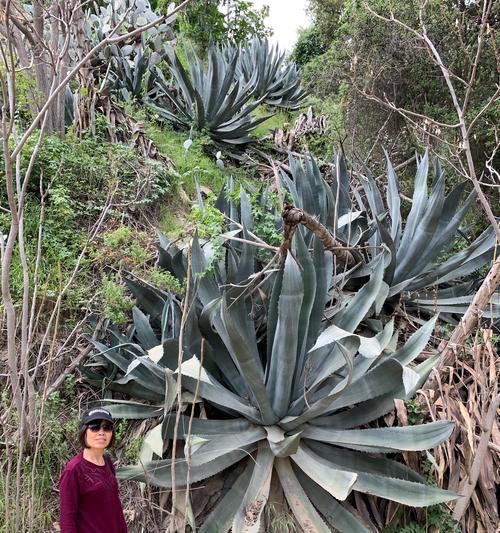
[0,391,80,532]
[0,130,171,307]
[290,26,328,68]
[172,0,271,51]
[304,0,500,173]
[99,274,135,326]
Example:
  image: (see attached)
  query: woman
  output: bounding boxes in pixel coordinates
[59,407,128,533]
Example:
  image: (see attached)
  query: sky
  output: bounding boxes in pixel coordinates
[252,0,312,52]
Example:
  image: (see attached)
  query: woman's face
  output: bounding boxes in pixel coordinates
[85,419,113,450]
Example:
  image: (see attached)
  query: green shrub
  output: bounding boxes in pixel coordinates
[99,274,134,326]
[0,128,170,311]
[0,392,80,532]
[290,26,328,68]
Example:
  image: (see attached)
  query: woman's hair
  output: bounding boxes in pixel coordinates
[78,423,116,449]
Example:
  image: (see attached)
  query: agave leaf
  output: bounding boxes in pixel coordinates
[335,254,386,332]
[232,443,274,533]
[353,473,458,506]
[163,415,253,437]
[87,338,129,373]
[408,227,496,290]
[187,427,265,466]
[266,263,285,364]
[269,431,303,458]
[179,356,261,422]
[221,294,277,425]
[303,420,454,453]
[291,444,357,501]
[296,469,371,532]
[132,306,158,350]
[322,358,407,413]
[310,318,394,358]
[200,461,254,533]
[308,441,458,506]
[306,237,333,352]
[293,230,317,384]
[358,164,385,238]
[124,275,168,321]
[199,299,248,394]
[88,339,165,395]
[409,188,474,277]
[267,253,303,418]
[190,233,220,305]
[282,343,354,429]
[390,314,438,365]
[308,440,425,482]
[384,150,401,243]
[117,447,254,487]
[316,354,441,429]
[396,151,429,262]
[233,190,256,284]
[329,154,352,224]
[103,400,164,419]
[275,458,331,533]
[408,301,500,318]
[143,423,164,457]
[376,215,397,284]
[394,170,445,284]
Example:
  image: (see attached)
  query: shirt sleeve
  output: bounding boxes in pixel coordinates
[59,466,79,533]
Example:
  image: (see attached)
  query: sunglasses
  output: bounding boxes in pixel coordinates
[87,420,114,432]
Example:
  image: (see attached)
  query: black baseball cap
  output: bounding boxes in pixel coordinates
[81,408,113,425]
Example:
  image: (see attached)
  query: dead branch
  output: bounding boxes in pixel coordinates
[280,204,357,269]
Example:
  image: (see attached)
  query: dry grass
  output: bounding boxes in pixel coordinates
[420,328,499,533]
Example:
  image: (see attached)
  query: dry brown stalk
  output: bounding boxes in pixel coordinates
[422,329,499,532]
[453,393,500,522]
[280,204,357,269]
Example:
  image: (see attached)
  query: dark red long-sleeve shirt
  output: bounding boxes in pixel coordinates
[59,452,128,533]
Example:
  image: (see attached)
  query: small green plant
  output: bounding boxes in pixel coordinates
[148,268,185,294]
[113,419,129,447]
[189,196,225,239]
[0,127,170,313]
[97,226,151,270]
[99,274,134,325]
[103,226,134,249]
[406,398,424,425]
[124,436,144,464]
[383,504,459,533]
[265,503,299,533]
[63,374,78,400]
[0,392,80,532]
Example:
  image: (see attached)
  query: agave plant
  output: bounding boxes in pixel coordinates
[235,38,307,109]
[147,43,271,149]
[103,46,153,102]
[87,216,457,531]
[85,0,175,102]
[279,152,499,322]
